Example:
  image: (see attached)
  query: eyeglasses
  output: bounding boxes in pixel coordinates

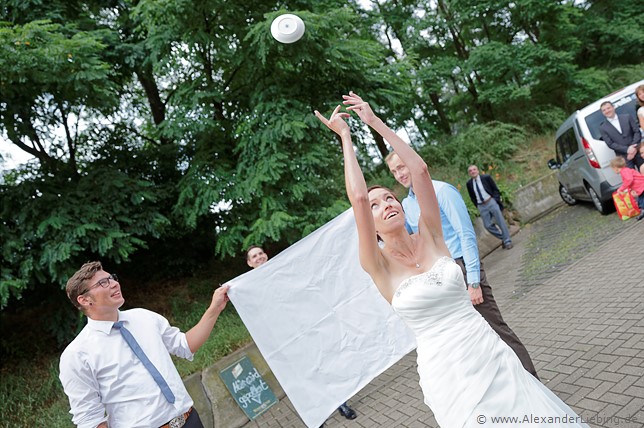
[80,274,119,295]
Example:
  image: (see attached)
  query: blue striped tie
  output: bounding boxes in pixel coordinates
[113,321,176,403]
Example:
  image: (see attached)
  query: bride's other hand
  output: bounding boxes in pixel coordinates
[342,91,377,126]
[314,105,351,137]
[468,287,484,306]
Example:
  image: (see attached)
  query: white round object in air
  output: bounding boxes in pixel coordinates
[270,14,305,44]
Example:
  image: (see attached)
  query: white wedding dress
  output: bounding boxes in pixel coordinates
[392,256,589,427]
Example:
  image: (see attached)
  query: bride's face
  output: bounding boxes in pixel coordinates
[368,187,405,234]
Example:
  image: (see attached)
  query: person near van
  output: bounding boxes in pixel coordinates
[635,85,644,171]
[610,157,644,221]
[245,246,358,423]
[599,101,641,169]
[466,165,513,250]
[635,84,644,131]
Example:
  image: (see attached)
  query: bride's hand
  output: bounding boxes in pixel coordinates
[342,91,377,126]
[314,105,351,137]
[468,286,484,306]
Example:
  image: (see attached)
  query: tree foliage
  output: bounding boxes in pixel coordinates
[1,0,642,315]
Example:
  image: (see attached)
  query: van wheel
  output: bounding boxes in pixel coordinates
[558,184,577,205]
[587,186,612,214]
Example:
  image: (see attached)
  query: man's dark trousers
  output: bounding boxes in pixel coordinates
[455,258,539,379]
[183,409,204,428]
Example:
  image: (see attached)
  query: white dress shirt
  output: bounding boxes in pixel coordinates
[473,176,492,204]
[59,309,194,428]
[607,115,622,133]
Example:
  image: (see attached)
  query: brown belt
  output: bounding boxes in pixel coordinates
[159,407,193,428]
[479,197,493,205]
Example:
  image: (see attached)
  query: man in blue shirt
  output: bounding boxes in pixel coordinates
[385,152,537,378]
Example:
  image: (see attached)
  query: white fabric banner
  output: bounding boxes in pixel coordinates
[227,209,416,428]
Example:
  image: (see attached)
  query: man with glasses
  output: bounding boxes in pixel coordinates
[59,261,229,428]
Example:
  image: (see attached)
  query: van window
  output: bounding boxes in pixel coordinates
[585,94,638,140]
[556,127,577,163]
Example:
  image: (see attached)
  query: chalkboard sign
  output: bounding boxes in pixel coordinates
[219,355,278,420]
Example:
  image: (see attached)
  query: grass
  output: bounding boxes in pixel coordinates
[427,132,556,221]
[0,358,74,427]
[0,132,558,427]
[517,204,627,287]
[166,277,252,377]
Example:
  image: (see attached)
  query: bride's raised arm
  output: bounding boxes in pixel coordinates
[343,92,443,242]
[314,106,387,283]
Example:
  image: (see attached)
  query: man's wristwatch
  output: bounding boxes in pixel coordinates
[468,282,480,289]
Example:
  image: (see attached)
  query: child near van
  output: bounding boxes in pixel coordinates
[610,156,644,220]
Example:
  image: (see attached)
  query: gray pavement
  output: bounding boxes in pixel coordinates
[245,206,644,428]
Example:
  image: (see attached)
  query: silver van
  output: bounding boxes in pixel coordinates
[548,80,644,214]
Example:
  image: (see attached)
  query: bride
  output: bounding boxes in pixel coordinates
[315,92,589,427]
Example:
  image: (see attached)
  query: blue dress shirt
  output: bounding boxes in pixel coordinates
[402,181,481,284]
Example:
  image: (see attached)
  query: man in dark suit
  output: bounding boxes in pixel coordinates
[599,101,641,169]
[466,165,513,250]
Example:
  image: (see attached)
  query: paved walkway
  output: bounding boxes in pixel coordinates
[246,208,644,428]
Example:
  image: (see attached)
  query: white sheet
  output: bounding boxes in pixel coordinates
[227,209,416,428]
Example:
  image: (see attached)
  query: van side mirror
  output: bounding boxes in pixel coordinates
[547,159,560,170]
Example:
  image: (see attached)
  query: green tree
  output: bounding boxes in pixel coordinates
[2,0,642,316]
[1,1,412,312]
[367,0,617,133]
[574,0,644,70]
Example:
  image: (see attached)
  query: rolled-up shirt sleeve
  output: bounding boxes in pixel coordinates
[59,350,108,428]
[154,312,194,361]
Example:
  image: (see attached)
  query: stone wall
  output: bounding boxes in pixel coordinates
[512,171,564,224]
[474,172,563,257]
[185,342,286,428]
